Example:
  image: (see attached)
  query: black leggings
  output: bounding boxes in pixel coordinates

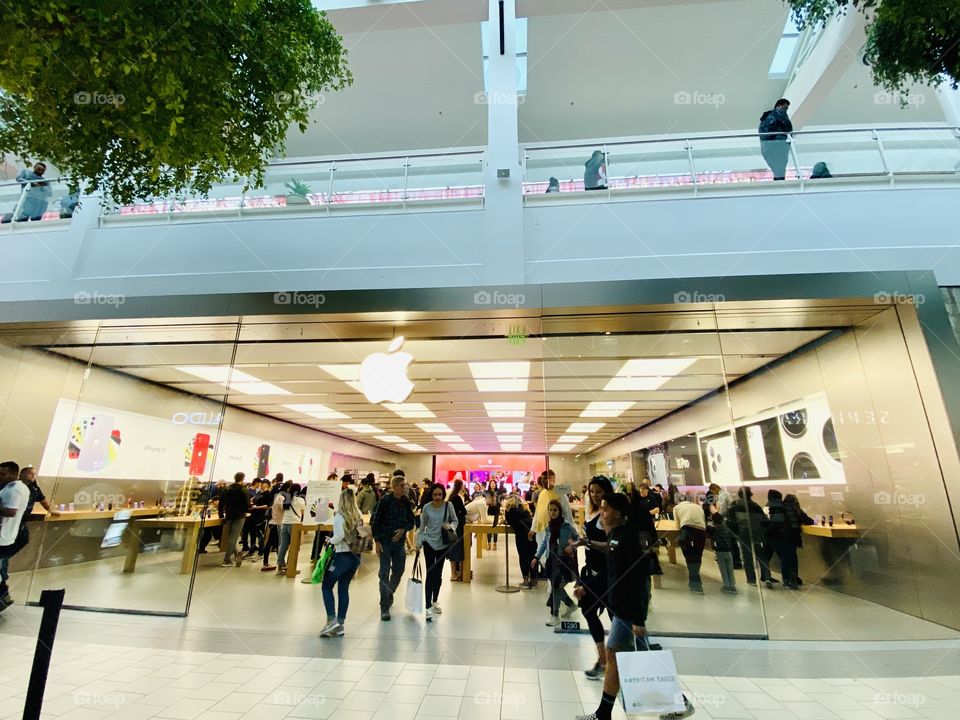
[514,533,536,580]
[422,543,447,609]
[261,524,279,565]
[578,570,607,644]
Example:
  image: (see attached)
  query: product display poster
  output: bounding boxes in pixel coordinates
[39,398,323,485]
[306,478,341,525]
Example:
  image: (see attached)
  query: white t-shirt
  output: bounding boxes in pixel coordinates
[281,496,306,525]
[0,480,30,546]
[464,497,487,524]
[674,500,706,530]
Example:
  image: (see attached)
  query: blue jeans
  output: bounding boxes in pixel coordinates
[322,552,361,623]
[278,524,294,567]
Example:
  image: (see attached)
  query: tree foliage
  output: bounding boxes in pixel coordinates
[0,1,352,203]
[786,1,960,93]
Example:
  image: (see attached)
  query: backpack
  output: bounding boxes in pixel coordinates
[347,518,366,555]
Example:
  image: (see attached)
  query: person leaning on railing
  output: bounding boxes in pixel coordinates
[758,99,793,181]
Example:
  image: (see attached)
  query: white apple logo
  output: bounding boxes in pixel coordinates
[360,337,414,404]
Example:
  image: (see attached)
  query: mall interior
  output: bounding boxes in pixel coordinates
[3,2,960,720]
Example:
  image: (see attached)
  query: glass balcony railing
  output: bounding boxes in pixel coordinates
[522,126,960,201]
[0,176,78,230]
[101,150,486,222]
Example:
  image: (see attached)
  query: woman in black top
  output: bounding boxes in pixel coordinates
[502,495,537,588]
[485,490,501,551]
[446,480,468,581]
[574,476,614,680]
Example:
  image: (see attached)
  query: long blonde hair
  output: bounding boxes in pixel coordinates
[338,487,361,535]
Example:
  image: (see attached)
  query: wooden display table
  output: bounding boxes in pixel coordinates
[28,504,161,522]
[123,515,226,575]
[461,523,514,584]
[802,523,860,539]
[654,518,680,565]
[284,522,334,578]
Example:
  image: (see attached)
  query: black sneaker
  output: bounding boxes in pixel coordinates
[659,696,695,719]
[381,611,391,621]
[0,594,13,611]
[584,661,605,680]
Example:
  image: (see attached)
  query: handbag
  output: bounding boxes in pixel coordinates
[442,502,457,546]
[405,551,424,615]
[310,542,334,584]
[617,636,686,715]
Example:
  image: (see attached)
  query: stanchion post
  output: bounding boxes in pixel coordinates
[496,529,520,594]
[23,588,65,720]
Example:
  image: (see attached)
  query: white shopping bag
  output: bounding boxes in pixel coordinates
[405,551,424,615]
[617,644,686,716]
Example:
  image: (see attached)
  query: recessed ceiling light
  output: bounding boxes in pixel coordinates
[550,443,575,452]
[398,443,428,452]
[557,435,587,443]
[581,401,634,417]
[284,403,349,420]
[567,422,605,433]
[177,366,291,396]
[475,379,529,392]
[496,435,523,443]
[339,424,383,434]
[318,365,361,381]
[375,435,408,443]
[485,402,525,418]
[500,444,522,452]
[436,435,464,442]
[449,443,474,451]
[603,358,696,391]
[492,423,524,433]
[384,403,435,418]
[469,361,531,378]
[416,423,452,433]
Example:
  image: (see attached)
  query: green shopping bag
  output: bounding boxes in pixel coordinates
[311,542,334,584]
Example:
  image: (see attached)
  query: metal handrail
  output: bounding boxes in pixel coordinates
[267,148,485,169]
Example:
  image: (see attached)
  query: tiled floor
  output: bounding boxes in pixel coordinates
[2,546,959,718]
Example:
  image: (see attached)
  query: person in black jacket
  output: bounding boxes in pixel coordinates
[783,493,814,586]
[726,487,773,585]
[370,474,416,621]
[575,493,694,720]
[218,472,250,567]
[573,476,614,680]
[759,98,793,180]
[502,494,537,588]
[707,513,738,593]
[446,479,468,581]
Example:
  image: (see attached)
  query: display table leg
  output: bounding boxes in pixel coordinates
[495,531,519,594]
[666,537,678,565]
[122,524,142,573]
[286,524,303,578]
[476,533,483,559]
[181,523,201,575]
[463,530,473,584]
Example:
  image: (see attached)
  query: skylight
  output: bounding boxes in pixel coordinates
[769,15,803,78]
[481,16,527,94]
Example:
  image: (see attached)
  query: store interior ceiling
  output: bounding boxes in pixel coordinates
[3,299,889,455]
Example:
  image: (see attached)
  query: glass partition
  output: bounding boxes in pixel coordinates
[790,129,887,178]
[878,127,960,174]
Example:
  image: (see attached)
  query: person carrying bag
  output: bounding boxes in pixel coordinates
[405,550,424,615]
[416,482,458,622]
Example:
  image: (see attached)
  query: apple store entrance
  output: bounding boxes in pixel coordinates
[2,276,960,642]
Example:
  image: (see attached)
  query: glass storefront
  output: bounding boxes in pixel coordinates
[1,283,958,640]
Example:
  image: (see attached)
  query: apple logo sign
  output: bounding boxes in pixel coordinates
[360,336,414,404]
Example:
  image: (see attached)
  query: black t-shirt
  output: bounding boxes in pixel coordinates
[27,482,46,509]
[605,523,652,626]
[582,513,606,574]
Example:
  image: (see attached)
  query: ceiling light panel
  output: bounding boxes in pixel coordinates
[557,435,587,443]
[384,403,435,418]
[176,366,290,395]
[398,443,428,452]
[318,364,361,381]
[581,401,634,417]
[603,358,696,391]
[500,444,522,452]
[475,379,529,392]
[550,443,575,452]
[496,435,523,443]
[435,435,464,442]
[375,435,408,443]
[492,423,524,433]
[339,424,383,434]
[469,361,531,378]
[450,443,474,451]
[567,422,605,433]
[485,402,525,418]
[416,423,452,433]
[284,403,349,420]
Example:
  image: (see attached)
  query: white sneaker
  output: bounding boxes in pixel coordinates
[659,696,696,719]
[432,604,442,614]
[321,622,344,638]
[545,615,560,627]
[575,714,599,720]
[562,603,577,618]
[319,619,337,636]
[425,607,435,622]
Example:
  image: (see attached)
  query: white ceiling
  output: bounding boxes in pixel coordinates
[284,0,944,158]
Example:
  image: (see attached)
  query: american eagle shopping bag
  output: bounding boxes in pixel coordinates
[405,551,424,615]
[617,637,686,716]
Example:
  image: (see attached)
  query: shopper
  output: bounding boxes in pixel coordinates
[198,480,226,552]
[356,475,378,515]
[276,482,305,575]
[534,499,580,626]
[727,487,773,585]
[15,163,52,221]
[218,472,250,567]
[575,493,695,720]
[320,487,363,637]
[574,476,614,679]
[759,98,793,180]
[245,479,272,556]
[446,479,468,581]
[584,150,607,190]
[810,161,833,179]
[464,493,487,524]
[484,490,501,551]
[546,176,560,193]
[261,480,284,572]
[502,494,537,588]
[674,495,707,593]
[783,493,814,586]
[630,480,662,518]
[371,473,415,620]
[765,489,796,589]
[0,461,29,611]
[707,513,738,593]
[417,482,458,621]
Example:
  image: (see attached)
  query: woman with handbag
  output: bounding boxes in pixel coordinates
[320,487,364,637]
[416,482,458,621]
[445,479,468,581]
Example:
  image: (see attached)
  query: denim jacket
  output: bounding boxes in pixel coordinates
[534,520,580,563]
